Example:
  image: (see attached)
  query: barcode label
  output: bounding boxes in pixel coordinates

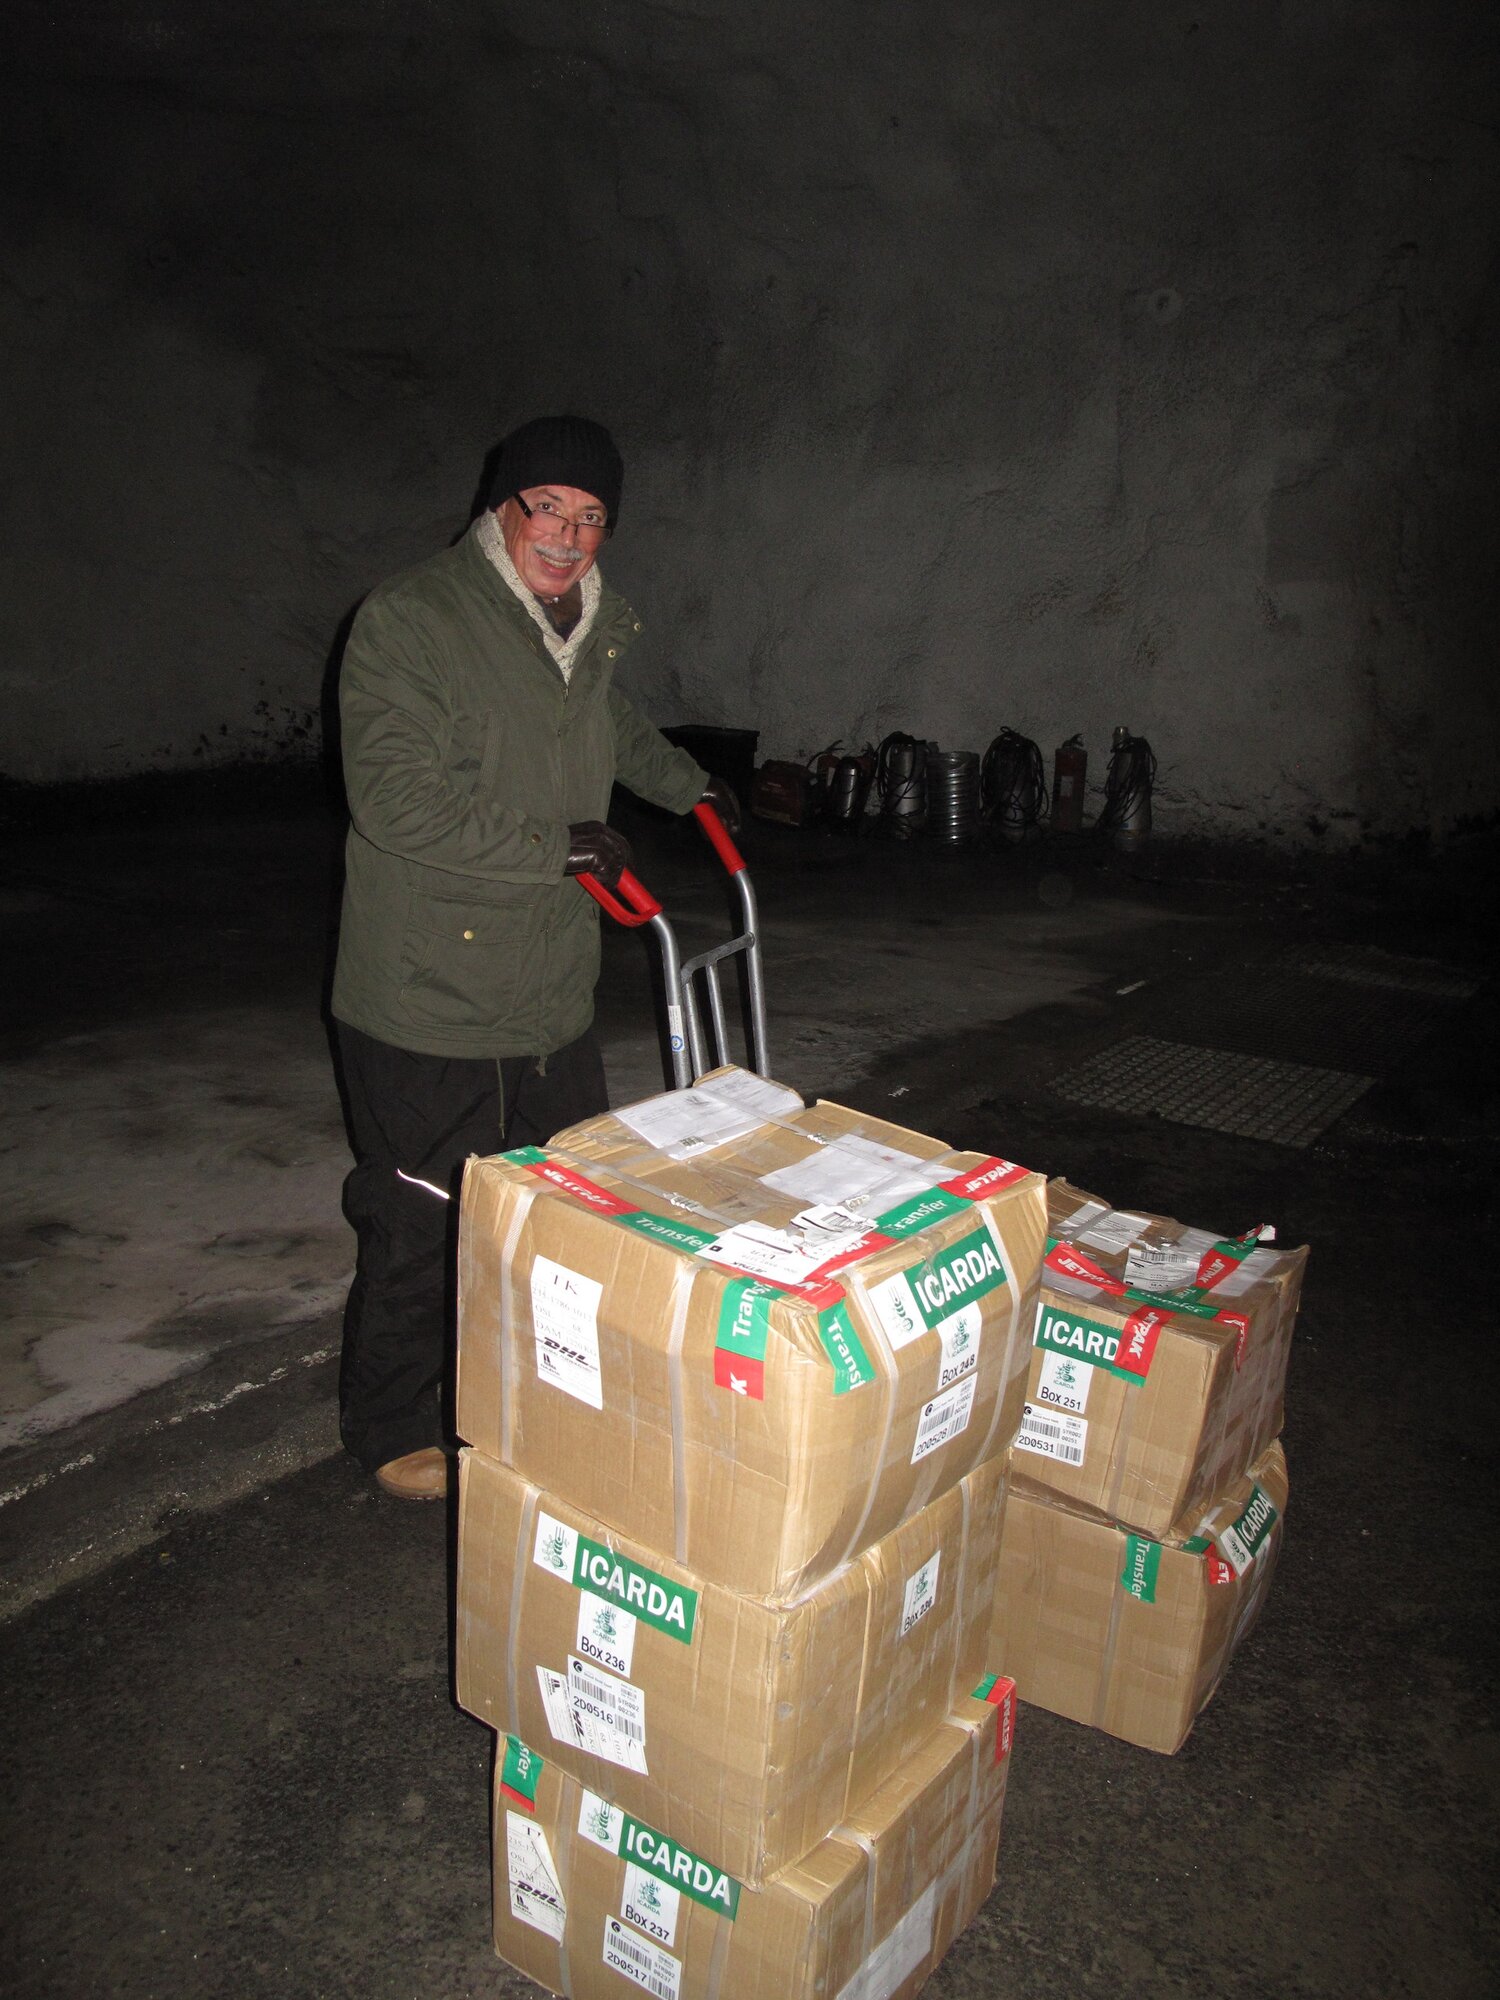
[603,1915,682,2000]
[911,1373,978,1463]
[570,1664,644,1732]
[537,1662,650,1773]
[1015,1402,1088,1466]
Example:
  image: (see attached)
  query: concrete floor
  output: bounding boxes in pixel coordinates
[1,796,1496,1998]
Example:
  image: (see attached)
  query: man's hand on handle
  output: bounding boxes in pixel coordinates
[698,774,741,836]
[565,820,633,891]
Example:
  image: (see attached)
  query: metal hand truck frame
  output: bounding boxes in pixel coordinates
[577,803,770,1088]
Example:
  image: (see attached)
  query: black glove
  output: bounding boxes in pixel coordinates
[564,820,633,890]
[699,774,741,836]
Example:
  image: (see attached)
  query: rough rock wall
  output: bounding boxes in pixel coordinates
[3,2,1496,841]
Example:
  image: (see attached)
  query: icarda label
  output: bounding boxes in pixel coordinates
[1035,1347,1092,1414]
[900,1552,941,1637]
[578,1790,742,1920]
[1033,1300,1166,1384]
[622,1862,681,1947]
[1215,1482,1278,1576]
[867,1227,1006,1355]
[576,1588,636,1678]
[533,1511,698,1644]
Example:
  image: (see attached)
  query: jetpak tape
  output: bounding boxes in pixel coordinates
[969,1674,1018,1763]
[1040,1238,1253,1371]
[1184,1478,1280,1586]
[490,1141,1032,1594]
[509,1143,1032,1398]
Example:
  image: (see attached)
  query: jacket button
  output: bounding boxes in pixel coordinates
[530,833,541,844]
[607,647,618,659]
[633,621,642,632]
[463,928,475,941]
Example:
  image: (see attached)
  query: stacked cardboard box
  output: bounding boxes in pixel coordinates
[455,1068,1046,1992]
[988,1180,1307,1753]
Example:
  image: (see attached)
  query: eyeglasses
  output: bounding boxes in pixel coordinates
[514,493,612,543]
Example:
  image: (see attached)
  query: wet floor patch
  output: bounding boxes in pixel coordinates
[1051,943,1485,1145]
[1051,1035,1374,1148]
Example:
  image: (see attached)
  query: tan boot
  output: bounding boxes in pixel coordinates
[374,1446,450,1501]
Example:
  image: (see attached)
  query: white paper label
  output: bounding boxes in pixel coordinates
[900,1553,941,1637]
[531,1256,604,1409]
[613,1067,803,1159]
[835,1881,937,2000]
[865,1269,927,1351]
[1124,1242,1201,1292]
[1015,1402,1088,1466]
[760,1131,947,1212]
[536,1661,649,1774]
[506,1812,567,1942]
[936,1304,981,1388]
[911,1374,978,1463]
[1035,1346,1094,1414]
[1173,1226,1222,1257]
[699,1215,870,1284]
[1076,1209,1152,1255]
[603,1915,682,2000]
[621,1862,682,1948]
[575,1588,638,1679]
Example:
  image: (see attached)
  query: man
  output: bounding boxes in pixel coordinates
[331,414,736,1499]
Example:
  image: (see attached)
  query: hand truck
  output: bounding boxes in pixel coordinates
[576,803,770,1089]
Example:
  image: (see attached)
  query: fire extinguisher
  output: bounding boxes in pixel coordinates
[1052,734,1087,833]
[808,744,842,817]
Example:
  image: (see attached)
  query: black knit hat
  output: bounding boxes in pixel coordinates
[488,414,624,521]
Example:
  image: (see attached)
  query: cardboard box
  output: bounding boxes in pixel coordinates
[989,1438,1288,1754]
[457,1069,1045,1599]
[1011,1179,1307,1538]
[489,1685,1016,2000]
[458,1447,1006,1887]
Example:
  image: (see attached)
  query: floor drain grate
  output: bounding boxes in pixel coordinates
[1286,943,1480,1002]
[1051,1035,1374,1148]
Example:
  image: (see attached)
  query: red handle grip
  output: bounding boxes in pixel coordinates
[576,868,663,927]
[693,801,746,874]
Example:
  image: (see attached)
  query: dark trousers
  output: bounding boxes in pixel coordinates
[334,1021,609,1471]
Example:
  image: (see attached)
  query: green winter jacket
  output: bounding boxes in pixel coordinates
[331,520,706,1058]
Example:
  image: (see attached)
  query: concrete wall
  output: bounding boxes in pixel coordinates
[3,2,1496,842]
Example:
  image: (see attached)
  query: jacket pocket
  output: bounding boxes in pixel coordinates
[398,881,545,1036]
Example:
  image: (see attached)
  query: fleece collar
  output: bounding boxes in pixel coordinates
[474,508,602,682]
